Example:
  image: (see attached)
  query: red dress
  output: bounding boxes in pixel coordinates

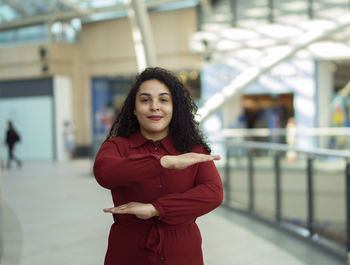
[94,131,223,265]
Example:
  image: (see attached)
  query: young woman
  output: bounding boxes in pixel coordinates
[94,67,223,265]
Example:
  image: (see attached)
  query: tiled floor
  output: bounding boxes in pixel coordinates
[0,159,346,265]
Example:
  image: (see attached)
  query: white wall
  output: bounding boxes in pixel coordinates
[0,97,54,162]
[316,61,334,148]
[54,76,74,162]
[316,61,333,127]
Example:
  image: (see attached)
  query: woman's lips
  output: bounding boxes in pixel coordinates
[148,115,163,121]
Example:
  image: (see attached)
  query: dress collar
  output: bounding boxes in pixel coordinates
[129,130,181,155]
[129,131,148,148]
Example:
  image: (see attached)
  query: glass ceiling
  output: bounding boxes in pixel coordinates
[0,0,196,30]
[2,0,348,31]
[189,0,350,121]
[0,0,128,22]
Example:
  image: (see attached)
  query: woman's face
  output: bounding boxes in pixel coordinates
[134,79,173,141]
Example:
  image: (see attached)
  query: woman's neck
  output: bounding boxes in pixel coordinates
[139,129,169,141]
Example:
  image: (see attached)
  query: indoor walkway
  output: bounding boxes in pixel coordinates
[0,159,346,265]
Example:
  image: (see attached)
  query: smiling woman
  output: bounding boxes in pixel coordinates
[93,67,223,265]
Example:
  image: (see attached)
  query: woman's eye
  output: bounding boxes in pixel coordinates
[160,98,168,102]
[141,98,149,102]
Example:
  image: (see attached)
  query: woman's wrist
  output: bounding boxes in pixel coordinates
[149,203,160,217]
[160,155,172,168]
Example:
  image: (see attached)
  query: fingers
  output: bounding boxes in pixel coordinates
[198,154,213,162]
[103,207,115,213]
[103,204,130,214]
[103,202,155,220]
[194,153,221,162]
[211,154,221,160]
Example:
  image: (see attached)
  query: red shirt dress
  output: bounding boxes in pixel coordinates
[94,131,223,265]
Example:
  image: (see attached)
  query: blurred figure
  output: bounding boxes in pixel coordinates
[64,120,76,159]
[286,117,297,162]
[100,102,115,135]
[5,120,21,169]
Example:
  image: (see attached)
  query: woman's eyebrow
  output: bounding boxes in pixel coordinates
[138,92,170,96]
[139,93,151,96]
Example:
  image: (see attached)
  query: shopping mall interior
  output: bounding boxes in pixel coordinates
[0,0,350,264]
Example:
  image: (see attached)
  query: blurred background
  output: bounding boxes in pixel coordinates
[0,0,350,264]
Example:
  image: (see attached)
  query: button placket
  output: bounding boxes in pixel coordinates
[153,141,164,192]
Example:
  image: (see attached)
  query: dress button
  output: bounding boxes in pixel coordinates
[156,155,160,159]
[155,147,158,151]
[160,256,165,261]
[158,184,162,189]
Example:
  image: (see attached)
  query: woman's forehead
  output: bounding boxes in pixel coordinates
[137,79,171,95]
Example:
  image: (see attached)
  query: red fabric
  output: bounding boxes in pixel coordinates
[94,131,223,265]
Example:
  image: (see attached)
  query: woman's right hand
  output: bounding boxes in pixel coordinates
[160,153,220,170]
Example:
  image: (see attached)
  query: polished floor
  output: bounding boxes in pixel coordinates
[0,159,346,265]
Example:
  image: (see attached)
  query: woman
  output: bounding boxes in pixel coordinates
[94,67,223,265]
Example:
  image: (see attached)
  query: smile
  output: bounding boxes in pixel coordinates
[148,116,163,121]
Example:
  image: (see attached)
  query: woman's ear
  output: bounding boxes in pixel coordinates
[133,109,136,115]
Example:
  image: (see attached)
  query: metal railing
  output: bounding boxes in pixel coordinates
[222,137,350,262]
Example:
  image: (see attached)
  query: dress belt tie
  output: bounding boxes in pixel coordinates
[115,218,194,264]
[144,222,193,264]
[117,219,194,264]
[145,225,163,254]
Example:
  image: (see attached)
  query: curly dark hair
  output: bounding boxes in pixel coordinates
[106,67,211,153]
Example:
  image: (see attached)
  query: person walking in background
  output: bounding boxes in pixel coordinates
[64,120,76,159]
[5,120,21,169]
[93,67,223,265]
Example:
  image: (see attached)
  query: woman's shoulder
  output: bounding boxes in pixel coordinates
[102,136,131,156]
[105,136,129,145]
[191,145,209,155]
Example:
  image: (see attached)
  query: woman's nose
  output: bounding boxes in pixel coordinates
[150,101,160,110]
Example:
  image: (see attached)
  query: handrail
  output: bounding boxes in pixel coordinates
[223,138,350,262]
[222,127,350,137]
[228,140,350,159]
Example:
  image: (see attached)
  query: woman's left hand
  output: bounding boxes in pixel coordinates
[103,202,159,220]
